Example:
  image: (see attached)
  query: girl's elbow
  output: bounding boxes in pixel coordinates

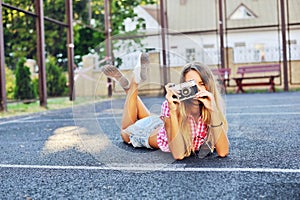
[171,151,185,160]
[173,154,185,160]
[217,148,229,158]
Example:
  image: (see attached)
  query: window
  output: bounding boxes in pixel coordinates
[228,3,257,20]
[186,48,196,62]
[288,40,297,45]
[255,43,265,61]
[234,42,246,47]
[203,44,214,49]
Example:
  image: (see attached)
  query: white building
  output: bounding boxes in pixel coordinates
[114,0,300,69]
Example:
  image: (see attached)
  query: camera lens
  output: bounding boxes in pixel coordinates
[182,87,191,96]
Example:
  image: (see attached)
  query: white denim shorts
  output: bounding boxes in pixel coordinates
[123,115,163,149]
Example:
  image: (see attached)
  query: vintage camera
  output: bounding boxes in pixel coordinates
[170,80,198,101]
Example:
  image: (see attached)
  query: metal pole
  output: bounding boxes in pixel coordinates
[66,0,75,100]
[35,0,47,107]
[160,0,168,87]
[0,1,7,112]
[280,0,288,91]
[218,0,225,68]
[104,0,112,97]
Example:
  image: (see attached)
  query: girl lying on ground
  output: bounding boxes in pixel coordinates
[102,53,229,160]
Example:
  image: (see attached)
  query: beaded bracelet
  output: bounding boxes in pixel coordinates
[210,121,223,128]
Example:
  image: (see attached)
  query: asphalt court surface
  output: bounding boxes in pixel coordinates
[0,91,299,199]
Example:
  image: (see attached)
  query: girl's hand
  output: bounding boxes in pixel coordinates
[194,89,217,112]
[165,83,180,111]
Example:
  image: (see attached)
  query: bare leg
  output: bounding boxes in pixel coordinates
[121,77,150,130]
[121,80,160,149]
[120,77,151,144]
[148,132,159,149]
[101,55,153,145]
[101,63,150,124]
[129,52,151,120]
[101,61,149,114]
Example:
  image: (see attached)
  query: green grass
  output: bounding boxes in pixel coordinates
[0,97,69,118]
[0,96,109,118]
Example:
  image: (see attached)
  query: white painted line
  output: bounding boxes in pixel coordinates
[0,116,36,125]
[0,164,299,173]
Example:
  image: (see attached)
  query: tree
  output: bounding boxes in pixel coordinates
[2,0,37,69]
[14,57,36,100]
[2,0,157,70]
[73,0,157,58]
[5,66,15,99]
[46,56,67,97]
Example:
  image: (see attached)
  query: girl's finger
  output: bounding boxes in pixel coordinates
[165,83,175,90]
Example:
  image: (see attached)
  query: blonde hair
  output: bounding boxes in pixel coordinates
[178,62,228,157]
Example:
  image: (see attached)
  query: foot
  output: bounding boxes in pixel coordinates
[101,64,130,90]
[133,52,150,83]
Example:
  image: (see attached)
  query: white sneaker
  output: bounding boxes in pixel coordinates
[133,52,149,83]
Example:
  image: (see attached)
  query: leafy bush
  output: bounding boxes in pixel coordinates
[32,77,39,97]
[14,57,37,100]
[46,56,67,97]
[5,66,15,99]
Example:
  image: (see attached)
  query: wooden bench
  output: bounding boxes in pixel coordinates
[211,68,231,93]
[232,64,281,93]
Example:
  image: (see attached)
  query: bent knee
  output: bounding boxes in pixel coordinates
[120,131,130,144]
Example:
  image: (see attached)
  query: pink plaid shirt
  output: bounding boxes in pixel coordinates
[157,100,207,152]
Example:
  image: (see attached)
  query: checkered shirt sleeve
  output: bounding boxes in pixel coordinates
[157,100,171,152]
[160,100,170,118]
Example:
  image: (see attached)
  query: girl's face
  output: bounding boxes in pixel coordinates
[184,69,207,107]
[184,69,206,92]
